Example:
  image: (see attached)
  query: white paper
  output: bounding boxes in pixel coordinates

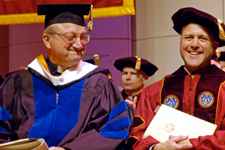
[143,104,217,142]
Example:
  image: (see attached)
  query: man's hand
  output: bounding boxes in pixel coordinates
[49,146,65,150]
[153,136,193,150]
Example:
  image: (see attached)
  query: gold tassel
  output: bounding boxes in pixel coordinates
[217,19,225,41]
[135,56,141,70]
[93,54,101,66]
[216,48,221,58]
[87,4,93,31]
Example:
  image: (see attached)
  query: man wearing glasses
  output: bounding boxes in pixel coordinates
[0,3,131,150]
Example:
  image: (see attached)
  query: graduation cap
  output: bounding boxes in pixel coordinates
[114,56,158,77]
[172,7,225,47]
[37,3,93,30]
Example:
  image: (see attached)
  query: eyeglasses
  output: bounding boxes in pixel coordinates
[51,31,90,45]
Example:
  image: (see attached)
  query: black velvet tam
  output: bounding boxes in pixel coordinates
[172,7,225,47]
[37,4,91,28]
[114,57,158,77]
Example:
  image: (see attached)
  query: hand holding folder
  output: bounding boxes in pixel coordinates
[143,104,217,142]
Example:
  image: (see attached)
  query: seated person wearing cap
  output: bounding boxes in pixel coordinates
[130,7,225,150]
[211,49,225,72]
[114,56,157,150]
[85,54,112,79]
[85,54,101,66]
[114,56,158,111]
[0,3,131,150]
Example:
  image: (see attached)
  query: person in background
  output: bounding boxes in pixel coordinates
[85,53,112,79]
[0,3,131,150]
[131,7,225,150]
[114,56,157,150]
[114,56,158,111]
[211,49,225,72]
[85,53,101,66]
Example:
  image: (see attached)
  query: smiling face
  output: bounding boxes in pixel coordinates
[180,23,218,72]
[42,23,90,70]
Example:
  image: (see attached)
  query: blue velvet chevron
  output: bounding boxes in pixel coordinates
[29,75,84,146]
[0,107,12,121]
[0,107,12,134]
[100,101,132,139]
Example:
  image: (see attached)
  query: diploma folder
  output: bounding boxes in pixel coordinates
[0,138,48,150]
[143,104,217,142]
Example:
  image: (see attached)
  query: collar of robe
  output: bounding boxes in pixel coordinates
[27,54,97,86]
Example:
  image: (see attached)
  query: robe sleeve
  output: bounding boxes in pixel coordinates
[0,70,34,142]
[189,83,225,150]
[61,73,132,150]
[130,81,163,150]
[190,131,225,150]
[131,80,225,150]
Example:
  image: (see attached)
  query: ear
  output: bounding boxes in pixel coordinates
[42,33,51,49]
